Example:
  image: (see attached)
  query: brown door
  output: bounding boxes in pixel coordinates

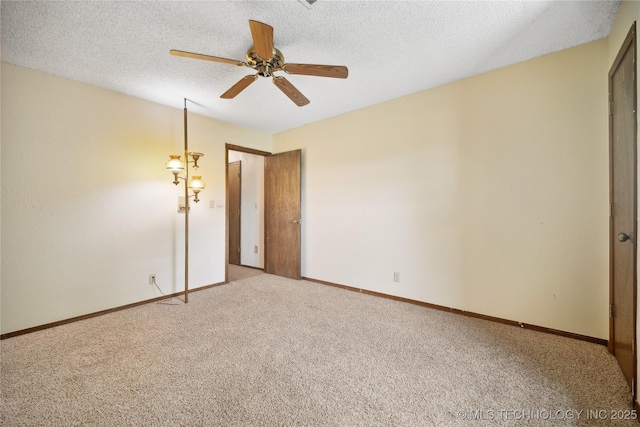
[265,149,301,279]
[228,161,242,265]
[610,23,637,396]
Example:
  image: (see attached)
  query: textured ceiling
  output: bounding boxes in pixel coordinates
[1,1,620,134]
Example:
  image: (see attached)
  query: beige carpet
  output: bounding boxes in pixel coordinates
[228,263,264,281]
[1,274,635,426]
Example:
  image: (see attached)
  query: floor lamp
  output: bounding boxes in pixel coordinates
[165,98,205,303]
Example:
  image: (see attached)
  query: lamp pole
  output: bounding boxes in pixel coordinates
[166,99,205,304]
[184,98,189,303]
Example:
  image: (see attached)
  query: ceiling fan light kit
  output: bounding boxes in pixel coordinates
[170,20,348,106]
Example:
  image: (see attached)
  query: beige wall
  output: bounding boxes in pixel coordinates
[608,0,640,404]
[274,39,609,339]
[0,63,271,334]
[608,1,639,66]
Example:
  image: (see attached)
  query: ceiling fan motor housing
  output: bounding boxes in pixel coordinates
[246,47,284,77]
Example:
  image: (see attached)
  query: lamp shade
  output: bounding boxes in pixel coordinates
[166,155,185,171]
[188,176,206,192]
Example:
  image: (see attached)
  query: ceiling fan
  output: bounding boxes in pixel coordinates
[170,20,348,107]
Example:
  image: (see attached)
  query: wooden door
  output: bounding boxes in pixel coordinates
[265,150,301,279]
[610,23,637,396]
[228,161,242,265]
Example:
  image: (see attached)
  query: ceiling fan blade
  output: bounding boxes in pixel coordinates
[249,20,274,61]
[272,76,310,107]
[283,63,349,79]
[221,75,258,99]
[170,49,246,66]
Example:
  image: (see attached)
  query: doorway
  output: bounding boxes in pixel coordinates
[609,22,637,399]
[225,144,303,283]
[225,144,270,282]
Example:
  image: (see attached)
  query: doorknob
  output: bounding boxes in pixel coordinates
[618,232,634,243]
[292,219,302,224]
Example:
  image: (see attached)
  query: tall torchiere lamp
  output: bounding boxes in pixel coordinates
[165,98,206,303]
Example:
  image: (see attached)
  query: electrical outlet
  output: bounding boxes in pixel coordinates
[393,272,400,282]
[254,245,259,254]
[149,274,156,284]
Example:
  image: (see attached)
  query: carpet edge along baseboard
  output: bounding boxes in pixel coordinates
[2,277,608,347]
[0,281,227,340]
[303,277,608,347]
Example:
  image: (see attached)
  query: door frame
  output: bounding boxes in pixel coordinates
[609,22,638,400]
[225,143,272,282]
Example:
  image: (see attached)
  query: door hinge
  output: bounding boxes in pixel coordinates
[237,247,240,253]
[610,203,614,217]
[610,101,614,116]
[610,304,614,318]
